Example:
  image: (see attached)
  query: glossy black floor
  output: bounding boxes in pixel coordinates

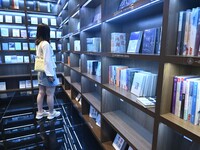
[0,88,103,150]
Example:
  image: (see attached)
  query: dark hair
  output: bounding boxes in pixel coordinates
[35,24,50,45]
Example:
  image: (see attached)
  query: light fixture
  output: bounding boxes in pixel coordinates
[82,0,92,7]
[82,23,101,32]
[71,10,79,18]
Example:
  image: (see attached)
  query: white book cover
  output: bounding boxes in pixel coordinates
[24,56,29,63]
[51,42,56,50]
[26,80,31,88]
[74,40,80,51]
[10,55,17,63]
[89,105,98,119]
[5,15,12,23]
[12,29,20,37]
[22,43,28,50]
[19,81,26,89]
[56,31,62,38]
[0,82,6,91]
[131,72,146,97]
[33,80,38,87]
[95,113,101,127]
[15,42,21,50]
[15,16,22,24]
[136,97,155,108]
[42,18,48,25]
[50,31,56,38]
[21,30,27,38]
[112,133,127,150]
[5,55,12,63]
[31,17,38,25]
[50,18,57,26]
[1,28,9,37]
[13,0,19,9]
[0,15,3,22]
[17,56,23,63]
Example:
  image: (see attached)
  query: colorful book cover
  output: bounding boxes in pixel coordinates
[191,81,198,123]
[2,43,8,50]
[142,28,157,54]
[127,31,143,53]
[111,32,126,53]
[1,28,9,37]
[9,42,15,50]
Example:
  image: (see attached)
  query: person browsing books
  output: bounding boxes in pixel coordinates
[35,24,60,120]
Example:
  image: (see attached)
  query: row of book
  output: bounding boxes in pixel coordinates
[86,60,101,77]
[118,0,138,10]
[0,14,24,24]
[112,133,135,150]
[111,27,161,54]
[0,42,61,51]
[19,80,38,89]
[86,37,101,52]
[3,55,29,63]
[0,28,27,38]
[0,0,54,12]
[172,75,200,125]
[176,7,200,56]
[75,93,82,106]
[109,66,158,97]
[89,105,101,127]
[29,30,62,39]
[29,17,57,26]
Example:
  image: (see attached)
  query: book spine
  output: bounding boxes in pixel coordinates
[176,11,184,55]
[195,9,200,56]
[194,80,200,125]
[191,81,197,124]
[172,76,177,114]
[187,81,194,121]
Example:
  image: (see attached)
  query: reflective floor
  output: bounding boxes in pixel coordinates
[0,88,103,150]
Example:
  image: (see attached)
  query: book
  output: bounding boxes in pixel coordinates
[29,30,36,38]
[112,133,127,150]
[47,2,52,13]
[74,40,80,51]
[30,17,38,25]
[33,80,38,87]
[22,43,28,50]
[21,30,27,38]
[24,56,29,63]
[1,28,9,37]
[15,42,21,50]
[25,80,31,88]
[5,15,12,23]
[118,0,137,10]
[127,31,143,53]
[96,113,101,127]
[17,56,23,63]
[89,105,98,119]
[42,18,48,25]
[111,32,126,53]
[12,29,20,37]
[0,82,6,91]
[5,55,12,63]
[51,42,56,50]
[29,43,36,51]
[56,31,62,38]
[11,0,19,9]
[0,15,3,22]
[9,42,15,50]
[50,18,57,26]
[141,28,157,54]
[15,15,22,24]
[136,97,156,108]
[50,31,56,38]
[2,43,8,50]
[86,37,101,52]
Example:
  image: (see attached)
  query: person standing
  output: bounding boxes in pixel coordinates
[35,24,60,120]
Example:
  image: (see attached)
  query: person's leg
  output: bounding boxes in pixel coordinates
[37,85,46,113]
[46,86,55,114]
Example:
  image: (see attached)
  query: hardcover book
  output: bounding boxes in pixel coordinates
[74,40,80,51]
[111,32,126,53]
[29,43,36,51]
[118,0,137,10]
[0,82,6,91]
[112,133,127,150]
[21,30,27,38]
[42,18,48,25]
[22,43,28,50]
[15,42,21,50]
[9,42,15,50]
[29,30,36,38]
[15,15,22,24]
[2,43,8,50]
[0,15,3,22]
[127,31,143,53]
[89,105,98,119]
[30,17,38,25]
[1,28,9,37]
[24,56,29,63]
[136,97,156,108]
[5,15,12,23]
[56,31,62,38]
[50,18,57,26]
[17,56,23,63]
[50,31,56,38]
[141,28,157,54]
[12,29,20,37]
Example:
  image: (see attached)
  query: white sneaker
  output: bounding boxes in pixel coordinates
[47,110,61,120]
[36,110,49,119]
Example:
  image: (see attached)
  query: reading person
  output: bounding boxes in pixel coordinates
[35,24,60,120]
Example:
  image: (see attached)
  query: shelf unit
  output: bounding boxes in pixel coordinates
[59,0,200,150]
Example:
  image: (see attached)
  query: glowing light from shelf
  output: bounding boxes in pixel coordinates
[28,26,57,31]
[57,0,61,5]
[0,11,24,16]
[63,2,69,10]
[106,0,161,22]
[0,25,26,29]
[58,11,63,17]
[82,0,92,7]
[82,23,101,32]
[28,14,56,18]
[183,136,192,142]
[71,10,79,18]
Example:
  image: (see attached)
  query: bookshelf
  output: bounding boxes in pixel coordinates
[59,0,200,150]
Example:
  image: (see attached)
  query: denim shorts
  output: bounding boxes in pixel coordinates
[38,71,59,87]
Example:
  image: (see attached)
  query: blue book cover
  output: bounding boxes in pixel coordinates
[191,81,198,124]
[118,0,137,10]
[127,31,143,53]
[2,43,8,50]
[142,28,157,54]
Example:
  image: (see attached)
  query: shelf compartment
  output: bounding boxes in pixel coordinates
[103,110,152,150]
[160,113,200,143]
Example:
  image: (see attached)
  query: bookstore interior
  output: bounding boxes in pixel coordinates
[0,0,200,150]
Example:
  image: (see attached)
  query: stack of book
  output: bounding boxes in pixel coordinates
[86,37,101,52]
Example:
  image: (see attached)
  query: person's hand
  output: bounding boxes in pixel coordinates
[47,76,55,82]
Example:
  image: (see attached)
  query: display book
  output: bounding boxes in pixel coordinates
[86,60,101,77]
[0,0,20,9]
[176,7,200,56]
[111,27,162,54]
[171,75,200,126]
[89,105,101,127]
